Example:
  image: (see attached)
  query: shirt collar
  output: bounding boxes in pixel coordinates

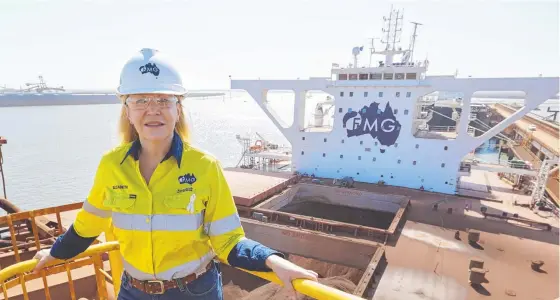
[120,131,183,167]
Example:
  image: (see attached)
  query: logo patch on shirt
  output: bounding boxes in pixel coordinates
[178,173,196,185]
[139,63,160,76]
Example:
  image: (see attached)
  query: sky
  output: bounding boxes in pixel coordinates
[0,0,558,90]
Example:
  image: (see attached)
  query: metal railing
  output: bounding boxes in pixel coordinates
[429,125,456,132]
[0,204,363,300]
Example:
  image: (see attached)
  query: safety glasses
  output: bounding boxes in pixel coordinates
[125,95,179,110]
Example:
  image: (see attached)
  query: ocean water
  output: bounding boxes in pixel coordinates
[0,91,300,211]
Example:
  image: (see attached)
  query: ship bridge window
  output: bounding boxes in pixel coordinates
[338,74,348,80]
[383,73,394,80]
[406,73,417,80]
[349,92,354,97]
[359,73,369,80]
[396,92,400,97]
[340,91,344,97]
[364,92,368,97]
[349,74,358,80]
[370,73,382,80]
[406,92,411,98]
[395,73,405,80]
[378,92,383,97]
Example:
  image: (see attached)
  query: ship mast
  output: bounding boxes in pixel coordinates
[373,6,406,66]
[408,21,422,63]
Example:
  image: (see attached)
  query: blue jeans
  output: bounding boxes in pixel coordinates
[117,261,223,300]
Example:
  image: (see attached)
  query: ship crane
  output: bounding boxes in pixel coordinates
[23,76,65,93]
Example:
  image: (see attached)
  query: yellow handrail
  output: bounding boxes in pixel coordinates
[0,241,363,300]
[238,268,364,300]
[0,241,120,283]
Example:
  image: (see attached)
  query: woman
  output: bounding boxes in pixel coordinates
[33,48,318,299]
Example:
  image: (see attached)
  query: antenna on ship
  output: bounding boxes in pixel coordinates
[375,6,406,66]
[381,6,403,51]
[368,38,380,67]
[409,21,422,63]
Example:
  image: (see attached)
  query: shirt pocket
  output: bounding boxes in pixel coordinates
[103,188,136,211]
[163,191,206,215]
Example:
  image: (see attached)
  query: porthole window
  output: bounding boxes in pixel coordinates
[444,146,448,150]
[358,156,361,160]
[340,155,344,159]
[441,163,445,168]
[341,139,345,144]
[365,148,371,152]
[322,153,326,157]
[373,157,376,162]
[397,159,401,164]
[338,108,343,113]
[364,92,368,97]
[413,161,417,165]
[301,151,304,155]
[324,138,327,142]
[394,143,398,148]
[415,144,419,149]
[396,92,400,97]
[394,109,398,114]
[379,92,383,97]
[406,92,411,98]
[302,137,305,141]
[340,92,344,97]
[360,141,363,145]
[404,109,409,115]
[349,92,354,97]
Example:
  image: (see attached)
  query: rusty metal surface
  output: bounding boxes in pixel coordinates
[223,168,299,206]
[241,218,378,269]
[353,248,385,297]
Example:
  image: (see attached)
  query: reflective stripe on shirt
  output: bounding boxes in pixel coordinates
[112,212,204,231]
[122,251,216,280]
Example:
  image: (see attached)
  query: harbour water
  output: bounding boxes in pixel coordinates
[0,91,294,211]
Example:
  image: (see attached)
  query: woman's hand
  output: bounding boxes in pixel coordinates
[32,249,55,274]
[265,254,318,299]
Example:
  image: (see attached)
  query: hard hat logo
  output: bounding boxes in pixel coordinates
[139,63,160,76]
[117,49,187,96]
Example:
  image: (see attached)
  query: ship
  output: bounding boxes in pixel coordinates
[230,10,559,197]
[0,76,226,107]
[0,7,559,300]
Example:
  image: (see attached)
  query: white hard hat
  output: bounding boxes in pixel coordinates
[117,48,187,96]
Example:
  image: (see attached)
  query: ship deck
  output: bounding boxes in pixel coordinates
[223,168,298,206]
[28,168,560,299]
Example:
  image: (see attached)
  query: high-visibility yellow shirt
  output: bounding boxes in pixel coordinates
[71,133,245,280]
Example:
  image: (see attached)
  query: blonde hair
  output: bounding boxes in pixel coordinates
[118,95,190,144]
